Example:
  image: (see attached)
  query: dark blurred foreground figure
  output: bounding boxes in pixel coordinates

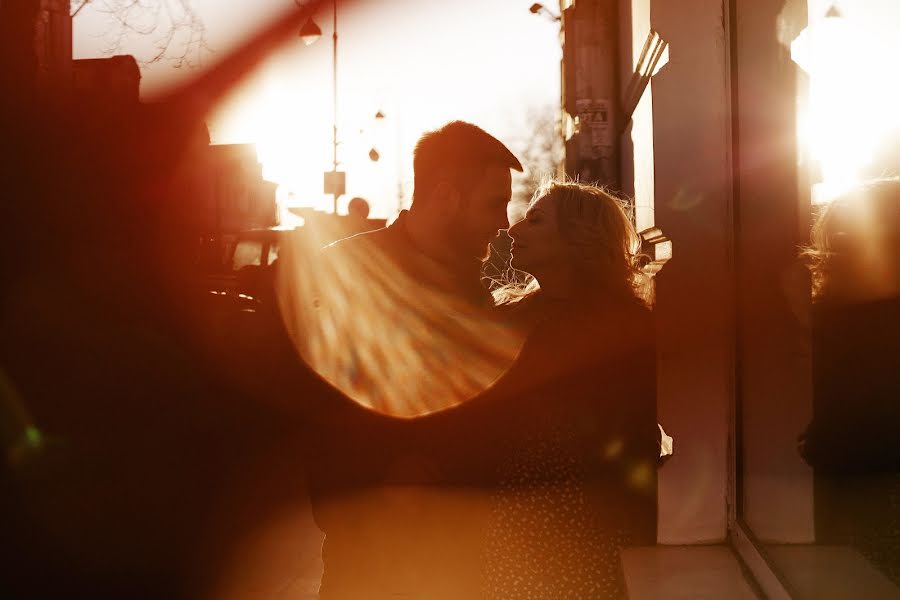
[303,180,658,599]
[799,178,900,584]
[0,4,330,597]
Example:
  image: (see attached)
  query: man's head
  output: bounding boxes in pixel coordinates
[410,121,523,260]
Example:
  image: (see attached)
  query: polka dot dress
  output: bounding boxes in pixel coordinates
[481,422,631,599]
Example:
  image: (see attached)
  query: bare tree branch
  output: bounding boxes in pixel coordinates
[73,0,210,67]
[70,0,92,18]
[510,106,565,209]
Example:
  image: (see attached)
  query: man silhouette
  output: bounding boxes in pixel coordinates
[296,121,524,599]
[286,120,525,416]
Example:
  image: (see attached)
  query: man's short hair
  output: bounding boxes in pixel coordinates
[412,121,523,204]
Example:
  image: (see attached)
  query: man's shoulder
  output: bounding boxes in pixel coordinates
[324,226,387,251]
[322,222,402,257]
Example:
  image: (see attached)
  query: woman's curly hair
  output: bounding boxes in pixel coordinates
[802,178,900,302]
[492,179,653,306]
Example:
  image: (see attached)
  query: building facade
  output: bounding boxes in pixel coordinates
[207,144,279,233]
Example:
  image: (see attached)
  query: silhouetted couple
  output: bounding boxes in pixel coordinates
[280,121,659,599]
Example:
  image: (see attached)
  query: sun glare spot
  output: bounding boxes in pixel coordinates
[791,9,900,204]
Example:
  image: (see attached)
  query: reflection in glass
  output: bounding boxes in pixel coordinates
[799,179,900,591]
[739,1,900,595]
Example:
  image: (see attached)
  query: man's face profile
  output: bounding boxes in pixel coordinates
[455,166,513,260]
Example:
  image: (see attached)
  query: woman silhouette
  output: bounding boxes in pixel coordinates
[475,180,658,599]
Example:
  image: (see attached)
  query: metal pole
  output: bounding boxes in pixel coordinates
[332,0,339,213]
[396,117,404,214]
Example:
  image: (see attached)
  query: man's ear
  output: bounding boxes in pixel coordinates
[432,181,462,215]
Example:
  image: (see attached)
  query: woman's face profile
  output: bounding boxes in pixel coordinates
[508,194,568,274]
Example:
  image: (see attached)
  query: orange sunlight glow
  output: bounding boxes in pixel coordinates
[215,77,401,219]
[210,52,410,222]
[200,0,562,224]
[210,72,345,216]
[792,5,900,204]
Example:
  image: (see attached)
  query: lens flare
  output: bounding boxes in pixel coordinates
[276,221,525,417]
[792,10,900,203]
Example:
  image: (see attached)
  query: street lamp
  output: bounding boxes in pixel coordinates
[369,110,385,162]
[529,3,560,22]
[298,18,322,45]
[298,0,343,213]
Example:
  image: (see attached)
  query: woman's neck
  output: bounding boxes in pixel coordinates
[533,266,576,301]
[533,274,639,313]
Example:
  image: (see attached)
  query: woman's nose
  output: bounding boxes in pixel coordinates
[508,220,524,240]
